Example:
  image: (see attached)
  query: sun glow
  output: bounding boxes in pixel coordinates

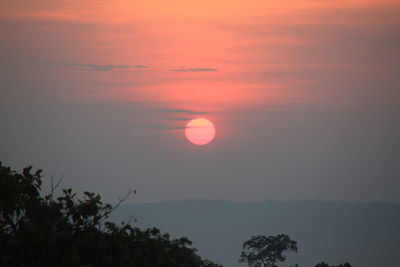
[185,118,216,146]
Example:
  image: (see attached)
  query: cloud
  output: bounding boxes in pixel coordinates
[134,65,149,69]
[171,67,218,72]
[66,63,149,71]
[147,124,186,131]
[158,109,207,115]
[172,117,192,121]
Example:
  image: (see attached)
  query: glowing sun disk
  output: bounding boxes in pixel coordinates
[185,118,215,146]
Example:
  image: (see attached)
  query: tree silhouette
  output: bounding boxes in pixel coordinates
[0,163,221,267]
[239,234,297,267]
[315,262,352,267]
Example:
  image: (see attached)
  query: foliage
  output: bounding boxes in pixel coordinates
[239,234,297,267]
[0,163,222,267]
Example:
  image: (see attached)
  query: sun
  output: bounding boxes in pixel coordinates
[185,118,216,146]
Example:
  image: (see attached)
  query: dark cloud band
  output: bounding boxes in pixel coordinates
[158,109,207,115]
[171,68,218,72]
[66,63,149,71]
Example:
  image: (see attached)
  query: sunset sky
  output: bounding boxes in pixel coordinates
[1,0,399,203]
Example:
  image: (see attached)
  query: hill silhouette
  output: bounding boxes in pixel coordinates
[111,199,400,267]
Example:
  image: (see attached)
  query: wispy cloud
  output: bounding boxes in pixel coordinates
[171,67,218,72]
[66,63,149,71]
[147,124,186,131]
[158,109,207,115]
[172,117,192,121]
[134,65,149,69]
[67,63,131,71]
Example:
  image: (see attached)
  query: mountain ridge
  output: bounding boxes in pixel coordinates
[111,199,400,267]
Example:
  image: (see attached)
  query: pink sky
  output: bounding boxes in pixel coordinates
[2,0,399,110]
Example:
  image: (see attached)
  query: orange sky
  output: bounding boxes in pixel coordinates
[2,0,398,107]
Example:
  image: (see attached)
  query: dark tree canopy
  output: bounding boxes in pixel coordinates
[0,163,221,267]
[239,234,298,267]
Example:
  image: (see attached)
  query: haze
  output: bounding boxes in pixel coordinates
[1,0,399,204]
